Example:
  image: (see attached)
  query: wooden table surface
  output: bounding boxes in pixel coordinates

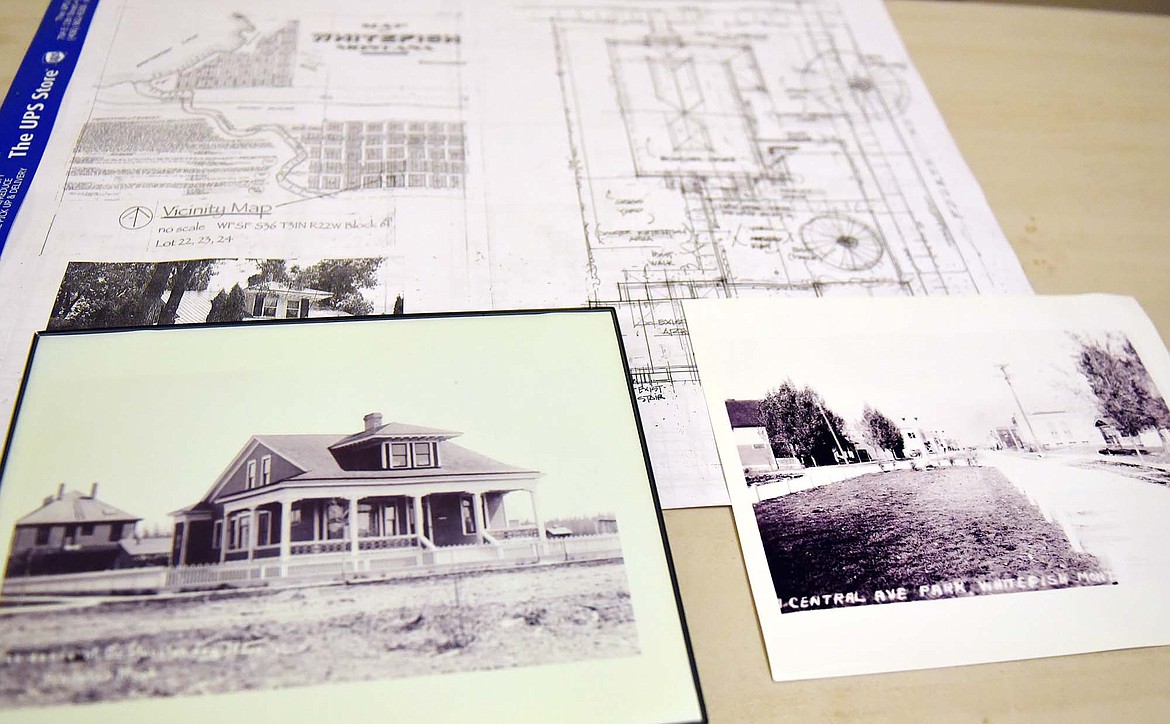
[1,0,1167,721]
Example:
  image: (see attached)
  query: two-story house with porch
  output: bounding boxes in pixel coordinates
[5,484,140,576]
[170,413,547,571]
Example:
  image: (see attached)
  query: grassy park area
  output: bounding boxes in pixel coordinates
[755,466,1111,610]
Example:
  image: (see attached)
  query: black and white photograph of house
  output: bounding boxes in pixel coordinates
[686,295,1170,681]
[46,256,402,331]
[0,312,701,720]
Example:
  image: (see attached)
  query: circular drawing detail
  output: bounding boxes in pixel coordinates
[799,215,884,271]
[800,51,909,116]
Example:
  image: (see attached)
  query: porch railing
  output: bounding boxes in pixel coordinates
[489,526,540,540]
[358,534,418,551]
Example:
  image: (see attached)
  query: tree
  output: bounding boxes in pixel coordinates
[157,260,219,325]
[249,257,384,316]
[206,284,246,322]
[295,258,382,316]
[48,260,220,330]
[759,381,850,466]
[1077,335,1170,437]
[247,259,294,287]
[860,405,905,459]
[49,262,154,329]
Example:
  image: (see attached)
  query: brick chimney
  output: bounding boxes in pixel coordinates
[56,482,64,500]
[363,412,383,432]
[89,482,99,499]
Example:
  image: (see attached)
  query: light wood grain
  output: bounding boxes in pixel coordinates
[671,4,1170,721]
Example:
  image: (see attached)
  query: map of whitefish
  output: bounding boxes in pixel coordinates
[0,0,1031,508]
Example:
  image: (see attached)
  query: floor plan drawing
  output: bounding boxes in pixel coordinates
[530,0,1031,506]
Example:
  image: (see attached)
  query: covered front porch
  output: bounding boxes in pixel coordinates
[172,486,547,567]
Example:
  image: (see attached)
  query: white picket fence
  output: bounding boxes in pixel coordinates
[2,534,624,596]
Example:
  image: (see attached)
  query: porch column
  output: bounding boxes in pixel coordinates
[177,518,189,566]
[348,497,360,554]
[247,507,257,561]
[280,498,292,561]
[471,491,486,543]
[219,510,231,563]
[531,488,548,543]
[412,495,424,540]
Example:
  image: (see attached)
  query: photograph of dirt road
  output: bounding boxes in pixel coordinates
[715,321,1169,612]
[0,562,634,707]
[686,295,1170,681]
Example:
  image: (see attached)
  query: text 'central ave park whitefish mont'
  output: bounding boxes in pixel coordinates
[782,569,1114,612]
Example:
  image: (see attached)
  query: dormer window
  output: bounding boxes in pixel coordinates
[387,442,409,468]
[413,442,433,467]
[381,441,438,469]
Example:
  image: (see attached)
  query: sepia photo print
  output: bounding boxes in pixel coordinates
[0,311,703,721]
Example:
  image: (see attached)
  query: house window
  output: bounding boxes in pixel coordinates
[460,497,476,535]
[387,442,410,469]
[109,523,125,542]
[325,500,347,540]
[35,526,50,545]
[212,521,223,549]
[63,524,77,544]
[246,460,258,489]
[256,510,273,546]
[262,296,279,317]
[359,503,375,537]
[80,523,95,536]
[413,442,434,467]
[382,441,438,469]
[228,512,251,550]
[261,455,272,486]
[384,505,398,536]
[285,298,303,318]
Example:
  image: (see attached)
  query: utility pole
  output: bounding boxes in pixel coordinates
[816,398,848,464]
[996,364,1039,450]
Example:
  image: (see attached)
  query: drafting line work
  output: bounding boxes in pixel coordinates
[65,10,469,203]
[539,0,1029,507]
[0,0,1032,513]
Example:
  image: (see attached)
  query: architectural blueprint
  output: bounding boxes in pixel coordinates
[0,0,1031,509]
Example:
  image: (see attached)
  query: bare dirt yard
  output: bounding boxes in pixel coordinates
[755,466,1112,612]
[0,560,636,707]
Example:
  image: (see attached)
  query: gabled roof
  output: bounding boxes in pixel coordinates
[725,399,764,428]
[16,490,139,526]
[329,422,462,450]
